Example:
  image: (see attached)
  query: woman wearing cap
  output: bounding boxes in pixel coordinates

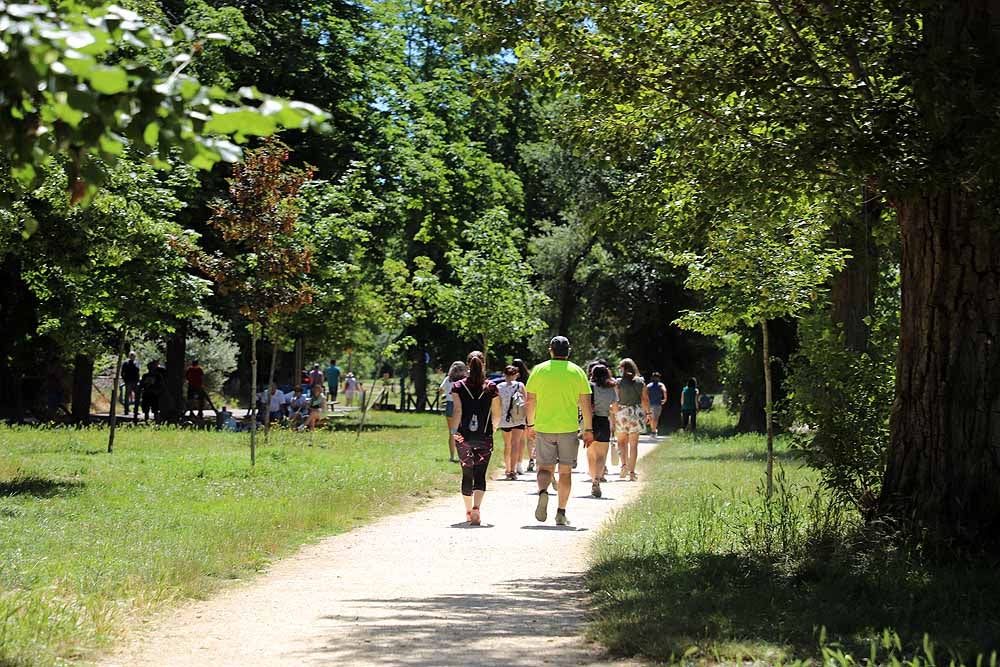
[615,357,650,481]
[440,361,467,463]
[497,364,528,479]
[450,352,501,525]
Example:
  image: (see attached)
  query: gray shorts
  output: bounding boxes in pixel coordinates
[535,432,579,468]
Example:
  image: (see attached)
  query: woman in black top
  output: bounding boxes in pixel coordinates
[450,351,502,525]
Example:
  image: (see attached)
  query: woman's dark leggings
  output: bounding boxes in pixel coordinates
[462,463,489,496]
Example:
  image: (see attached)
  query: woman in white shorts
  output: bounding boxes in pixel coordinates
[615,358,651,481]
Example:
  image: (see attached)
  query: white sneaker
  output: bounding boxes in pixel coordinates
[516,463,524,475]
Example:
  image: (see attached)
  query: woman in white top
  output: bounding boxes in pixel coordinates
[440,361,467,463]
[342,372,359,406]
[496,364,528,480]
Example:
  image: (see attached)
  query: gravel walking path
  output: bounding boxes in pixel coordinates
[101,436,659,667]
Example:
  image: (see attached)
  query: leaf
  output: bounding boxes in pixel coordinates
[204,108,277,136]
[88,66,129,94]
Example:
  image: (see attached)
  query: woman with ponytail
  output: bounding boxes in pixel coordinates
[450,351,501,525]
[615,357,651,481]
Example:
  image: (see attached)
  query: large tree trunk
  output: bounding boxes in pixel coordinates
[162,321,187,422]
[831,185,880,353]
[71,354,94,423]
[881,190,1000,542]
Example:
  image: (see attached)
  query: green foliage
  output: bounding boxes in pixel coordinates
[433,208,549,358]
[0,1,328,193]
[675,200,847,336]
[788,275,900,514]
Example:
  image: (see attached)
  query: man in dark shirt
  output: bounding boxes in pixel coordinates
[121,352,141,418]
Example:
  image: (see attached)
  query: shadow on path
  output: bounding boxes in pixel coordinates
[297,575,604,666]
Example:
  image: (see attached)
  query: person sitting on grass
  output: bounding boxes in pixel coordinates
[288,385,309,429]
[304,383,325,431]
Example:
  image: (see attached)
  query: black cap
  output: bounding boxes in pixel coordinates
[549,336,570,357]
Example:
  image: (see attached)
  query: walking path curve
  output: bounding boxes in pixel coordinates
[101,436,659,667]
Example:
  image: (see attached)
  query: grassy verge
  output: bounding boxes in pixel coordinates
[588,410,1000,665]
[0,412,455,666]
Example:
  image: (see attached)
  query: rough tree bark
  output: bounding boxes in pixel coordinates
[71,354,94,423]
[831,186,880,353]
[881,191,1000,541]
[162,321,187,422]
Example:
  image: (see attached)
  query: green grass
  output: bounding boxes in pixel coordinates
[0,412,456,666]
[588,409,1000,665]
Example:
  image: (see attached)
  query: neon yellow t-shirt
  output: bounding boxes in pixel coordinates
[525,359,591,433]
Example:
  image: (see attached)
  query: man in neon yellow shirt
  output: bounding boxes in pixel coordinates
[525,336,594,526]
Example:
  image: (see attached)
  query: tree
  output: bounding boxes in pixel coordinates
[203,139,314,465]
[0,1,328,197]
[447,0,1000,542]
[675,200,846,495]
[433,208,549,365]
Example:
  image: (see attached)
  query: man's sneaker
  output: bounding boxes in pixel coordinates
[527,459,535,472]
[535,490,549,522]
[470,508,481,525]
[516,462,524,475]
[555,512,570,527]
[591,481,602,498]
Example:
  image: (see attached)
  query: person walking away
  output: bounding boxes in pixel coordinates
[450,352,500,525]
[324,359,342,405]
[615,358,650,481]
[440,361,467,463]
[645,371,667,438]
[525,336,593,526]
[513,358,534,473]
[681,377,700,432]
[587,364,618,498]
[308,364,324,390]
[343,372,359,407]
[497,365,528,480]
[121,351,141,419]
[139,361,163,422]
[185,359,206,420]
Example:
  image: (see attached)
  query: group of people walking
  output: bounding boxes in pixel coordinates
[441,335,700,527]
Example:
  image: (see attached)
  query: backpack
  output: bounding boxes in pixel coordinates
[504,381,525,424]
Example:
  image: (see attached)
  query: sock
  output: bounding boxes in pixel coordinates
[556,508,566,516]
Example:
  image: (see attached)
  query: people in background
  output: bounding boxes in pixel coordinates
[343,372,359,407]
[185,359,206,420]
[615,358,650,481]
[681,377,700,432]
[139,361,163,422]
[587,364,618,498]
[305,383,325,431]
[440,361,468,463]
[645,371,667,438]
[121,351,141,418]
[497,365,527,480]
[324,359,342,404]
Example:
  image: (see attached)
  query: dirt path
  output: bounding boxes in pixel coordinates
[101,436,659,666]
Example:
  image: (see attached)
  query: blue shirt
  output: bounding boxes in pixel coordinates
[646,381,665,407]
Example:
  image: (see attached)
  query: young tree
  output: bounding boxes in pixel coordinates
[675,201,846,496]
[433,208,549,365]
[204,139,314,465]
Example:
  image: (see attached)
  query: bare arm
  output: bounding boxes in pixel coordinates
[525,391,537,437]
[491,395,502,433]
[578,393,594,445]
[450,394,463,442]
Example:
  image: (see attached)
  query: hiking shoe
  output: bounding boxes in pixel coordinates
[470,508,481,525]
[591,481,602,498]
[535,490,549,522]
[555,512,570,527]
[516,462,524,475]
[527,459,535,472]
